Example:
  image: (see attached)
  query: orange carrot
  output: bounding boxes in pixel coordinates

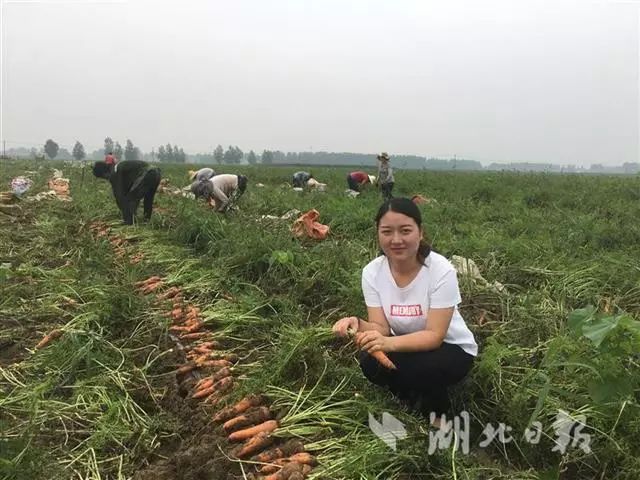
[175,363,196,375]
[180,332,211,340]
[35,329,63,350]
[258,453,316,475]
[192,384,215,399]
[223,406,272,433]
[156,286,181,301]
[142,281,163,294]
[193,377,214,392]
[370,350,397,370]
[213,394,264,423]
[135,276,161,287]
[228,420,279,442]
[233,431,274,459]
[250,440,304,463]
[350,329,397,370]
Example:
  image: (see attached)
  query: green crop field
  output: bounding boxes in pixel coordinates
[1,158,639,480]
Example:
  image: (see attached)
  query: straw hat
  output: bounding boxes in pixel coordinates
[377,152,390,161]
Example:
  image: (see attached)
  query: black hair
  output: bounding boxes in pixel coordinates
[375,197,431,263]
[92,161,112,179]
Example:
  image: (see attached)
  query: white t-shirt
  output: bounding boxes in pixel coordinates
[362,253,478,356]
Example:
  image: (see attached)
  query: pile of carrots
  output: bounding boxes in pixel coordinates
[213,395,317,479]
[132,273,318,478]
[89,221,111,239]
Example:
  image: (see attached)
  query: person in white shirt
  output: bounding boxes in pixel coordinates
[191,174,248,212]
[332,197,477,422]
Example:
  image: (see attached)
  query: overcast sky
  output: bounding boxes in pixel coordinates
[1,0,638,165]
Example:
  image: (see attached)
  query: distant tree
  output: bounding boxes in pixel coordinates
[72,141,85,161]
[157,145,167,162]
[134,147,143,161]
[104,137,114,155]
[247,150,257,165]
[223,145,242,164]
[113,142,123,161]
[261,150,273,165]
[44,139,59,160]
[165,143,174,162]
[124,139,138,160]
[233,146,243,164]
[177,147,186,163]
[214,144,224,164]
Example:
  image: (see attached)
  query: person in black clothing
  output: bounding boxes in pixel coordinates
[93,160,161,225]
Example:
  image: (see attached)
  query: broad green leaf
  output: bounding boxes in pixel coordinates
[582,315,620,347]
[588,375,632,403]
[567,306,596,333]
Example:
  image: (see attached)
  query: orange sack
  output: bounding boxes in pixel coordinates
[291,209,330,240]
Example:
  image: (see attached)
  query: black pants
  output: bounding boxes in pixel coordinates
[347,174,360,191]
[359,342,474,416]
[125,167,161,224]
[380,181,394,201]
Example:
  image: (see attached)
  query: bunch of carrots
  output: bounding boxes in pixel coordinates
[88,221,110,239]
[212,395,316,479]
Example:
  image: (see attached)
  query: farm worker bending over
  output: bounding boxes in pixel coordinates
[376,152,394,201]
[347,171,375,192]
[292,171,313,188]
[188,167,216,182]
[332,198,477,426]
[104,151,117,166]
[191,173,248,212]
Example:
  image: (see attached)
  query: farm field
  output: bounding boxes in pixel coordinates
[1,159,640,480]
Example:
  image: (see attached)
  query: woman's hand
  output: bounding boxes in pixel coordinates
[332,316,359,337]
[355,330,393,353]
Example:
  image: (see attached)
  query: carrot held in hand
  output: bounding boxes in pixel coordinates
[228,420,279,442]
[347,328,397,370]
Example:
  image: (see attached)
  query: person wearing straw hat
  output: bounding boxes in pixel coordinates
[377,152,394,201]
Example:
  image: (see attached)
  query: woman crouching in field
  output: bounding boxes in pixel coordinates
[332,198,477,425]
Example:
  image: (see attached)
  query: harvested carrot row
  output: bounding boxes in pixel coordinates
[35,329,63,350]
[228,420,279,442]
[213,394,265,423]
[233,431,274,459]
[223,406,272,433]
